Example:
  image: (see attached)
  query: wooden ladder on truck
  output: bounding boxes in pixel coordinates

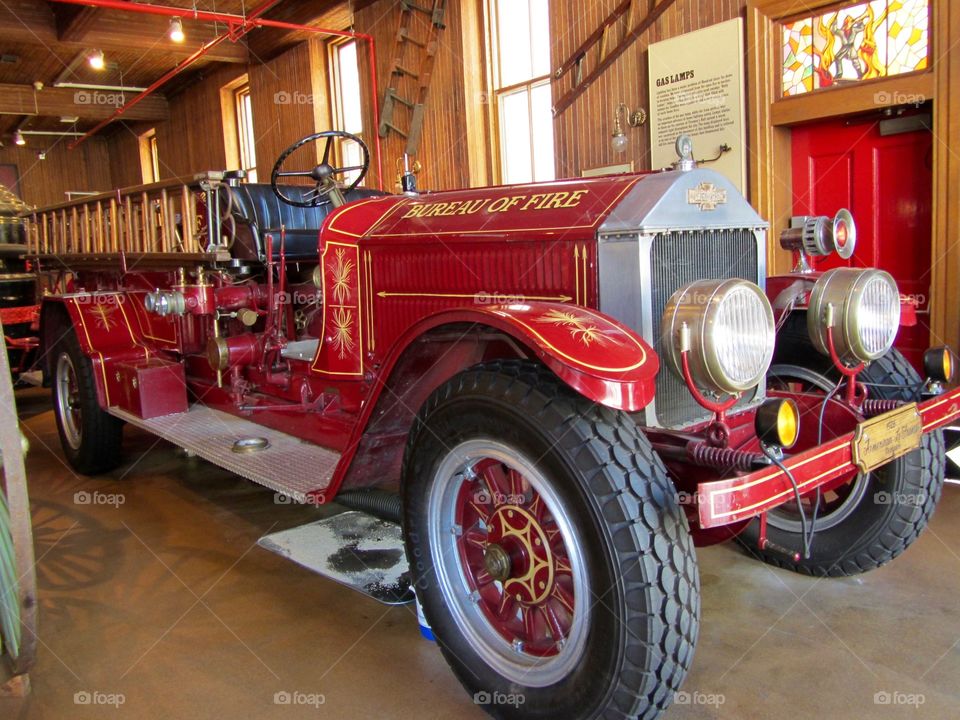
[378,0,446,157]
[22,172,233,271]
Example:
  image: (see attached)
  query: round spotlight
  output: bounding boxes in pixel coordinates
[755,398,800,449]
[169,17,185,43]
[88,49,105,70]
[807,268,900,365]
[661,278,776,395]
[923,346,955,384]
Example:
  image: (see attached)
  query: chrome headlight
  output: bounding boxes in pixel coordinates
[807,268,900,364]
[661,279,776,395]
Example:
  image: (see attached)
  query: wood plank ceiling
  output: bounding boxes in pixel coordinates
[0,0,363,145]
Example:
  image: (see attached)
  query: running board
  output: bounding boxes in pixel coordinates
[108,405,341,503]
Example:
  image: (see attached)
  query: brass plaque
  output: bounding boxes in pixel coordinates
[687,182,728,211]
[851,403,923,473]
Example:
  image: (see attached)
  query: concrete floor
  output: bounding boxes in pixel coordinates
[3,386,960,719]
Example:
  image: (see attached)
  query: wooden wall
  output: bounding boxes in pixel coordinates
[355,0,471,191]
[249,39,331,180]
[0,138,111,207]
[155,64,247,179]
[549,0,746,178]
[7,0,749,205]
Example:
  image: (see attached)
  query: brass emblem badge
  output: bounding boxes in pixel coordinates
[687,182,728,211]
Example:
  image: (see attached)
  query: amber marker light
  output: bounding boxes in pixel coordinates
[924,347,955,384]
[755,398,800,450]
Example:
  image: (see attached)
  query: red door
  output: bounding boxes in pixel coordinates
[791,114,932,370]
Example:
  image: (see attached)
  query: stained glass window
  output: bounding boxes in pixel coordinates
[782,0,929,97]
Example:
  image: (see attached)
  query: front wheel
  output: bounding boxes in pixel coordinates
[739,317,944,576]
[402,361,699,719]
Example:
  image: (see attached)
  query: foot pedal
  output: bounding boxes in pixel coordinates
[258,511,414,605]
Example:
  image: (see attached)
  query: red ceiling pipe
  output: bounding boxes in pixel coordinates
[60,0,280,149]
[68,32,233,148]
[52,0,384,189]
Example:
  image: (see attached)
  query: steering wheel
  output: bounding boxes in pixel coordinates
[271,130,370,208]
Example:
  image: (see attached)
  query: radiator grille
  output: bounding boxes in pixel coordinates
[648,229,760,427]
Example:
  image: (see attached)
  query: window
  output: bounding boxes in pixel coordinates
[329,39,365,186]
[235,84,258,182]
[139,128,159,183]
[487,0,554,184]
[782,0,930,97]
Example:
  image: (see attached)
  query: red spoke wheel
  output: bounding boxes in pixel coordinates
[432,442,589,682]
[403,361,699,719]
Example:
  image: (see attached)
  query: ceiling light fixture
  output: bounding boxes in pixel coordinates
[169,17,185,43]
[88,49,105,70]
[13,131,25,146]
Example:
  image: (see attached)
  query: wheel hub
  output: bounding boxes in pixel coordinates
[482,543,511,583]
[486,505,554,604]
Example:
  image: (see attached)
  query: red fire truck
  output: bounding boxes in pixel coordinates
[26,132,957,719]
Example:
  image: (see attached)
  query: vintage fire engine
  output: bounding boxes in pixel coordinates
[25,131,959,719]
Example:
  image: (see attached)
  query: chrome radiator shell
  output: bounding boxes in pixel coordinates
[597,168,769,428]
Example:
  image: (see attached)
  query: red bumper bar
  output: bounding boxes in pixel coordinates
[697,385,960,529]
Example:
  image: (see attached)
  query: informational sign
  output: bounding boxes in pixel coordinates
[648,18,746,192]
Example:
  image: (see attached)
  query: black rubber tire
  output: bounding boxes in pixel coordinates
[739,316,944,576]
[402,360,699,720]
[52,328,123,475]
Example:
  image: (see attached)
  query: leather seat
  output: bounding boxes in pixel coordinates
[225,184,385,260]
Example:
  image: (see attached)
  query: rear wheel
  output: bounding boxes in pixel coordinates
[740,317,944,576]
[403,360,699,719]
[52,329,123,475]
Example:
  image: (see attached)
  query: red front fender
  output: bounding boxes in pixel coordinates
[387,302,659,411]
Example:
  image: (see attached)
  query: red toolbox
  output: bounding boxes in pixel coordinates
[116,358,188,419]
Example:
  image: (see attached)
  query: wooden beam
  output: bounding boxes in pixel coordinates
[552,0,679,117]
[460,0,490,188]
[0,1,248,64]
[246,0,376,63]
[0,83,169,122]
[52,4,101,42]
[771,72,935,126]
